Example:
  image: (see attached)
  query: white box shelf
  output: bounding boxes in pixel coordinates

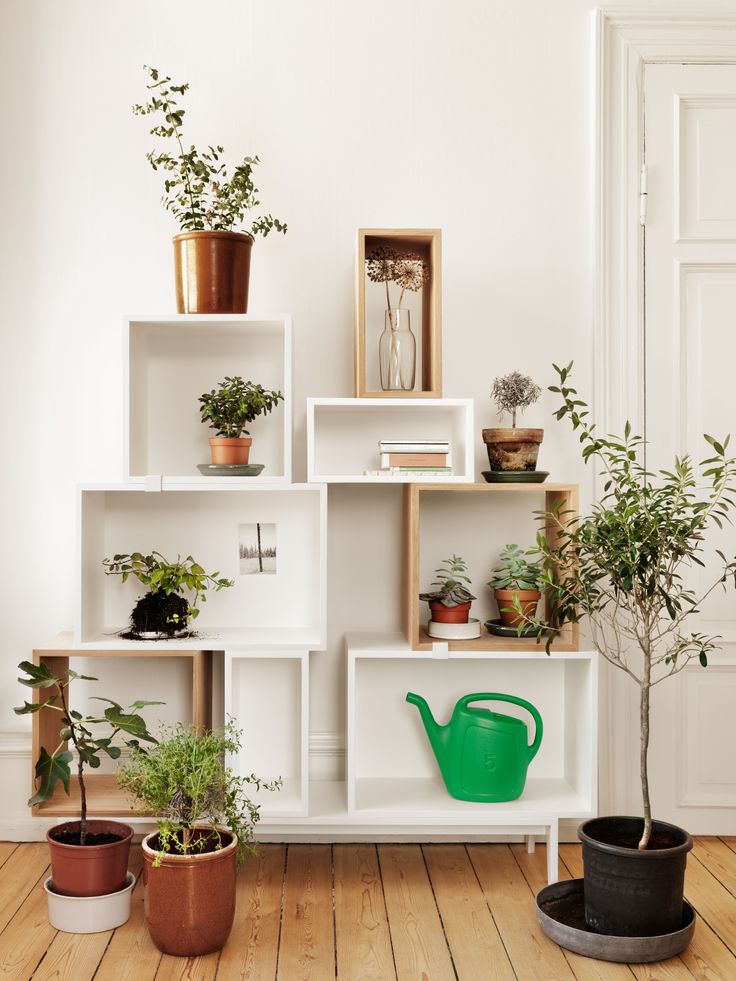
[125,314,292,483]
[225,650,309,818]
[77,483,326,650]
[307,397,474,483]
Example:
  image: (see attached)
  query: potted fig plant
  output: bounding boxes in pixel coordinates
[488,544,544,629]
[527,362,736,946]
[15,661,158,930]
[483,371,544,474]
[102,551,233,639]
[198,375,284,467]
[133,66,287,314]
[117,721,280,956]
[419,555,476,629]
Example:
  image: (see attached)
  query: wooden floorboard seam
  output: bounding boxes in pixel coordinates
[418,845,460,981]
[461,843,520,981]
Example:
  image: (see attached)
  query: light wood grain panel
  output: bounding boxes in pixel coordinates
[0,843,50,935]
[0,843,17,871]
[155,952,219,980]
[682,851,736,957]
[377,844,455,981]
[422,844,514,981]
[692,837,736,899]
[334,844,394,981]
[218,844,286,981]
[277,844,335,981]
[0,869,56,979]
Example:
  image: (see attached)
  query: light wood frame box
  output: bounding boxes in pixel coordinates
[403,482,580,652]
[30,633,212,818]
[356,228,442,398]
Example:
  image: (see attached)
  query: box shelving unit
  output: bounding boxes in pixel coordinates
[307,397,474,483]
[77,482,327,650]
[124,314,292,483]
[404,481,580,651]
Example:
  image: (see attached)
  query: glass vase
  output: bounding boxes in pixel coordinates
[379,308,416,391]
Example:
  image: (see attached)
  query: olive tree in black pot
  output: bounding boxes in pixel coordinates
[528,363,736,943]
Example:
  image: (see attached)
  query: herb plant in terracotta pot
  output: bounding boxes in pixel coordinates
[419,555,476,624]
[118,721,281,956]
[483,371,543,472]
[15,662,158,919]
[199,375,284,466]
[102,551,233,639]
[488,544,544,628]
[133,67,287,314]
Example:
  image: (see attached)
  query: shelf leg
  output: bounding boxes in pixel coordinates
[546,819,559,884]
[525,834,535,854]
[192,651,213,733]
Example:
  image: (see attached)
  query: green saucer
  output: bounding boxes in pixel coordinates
[482,470,549,483]
[197,463,265,477]
[484,618,547,639]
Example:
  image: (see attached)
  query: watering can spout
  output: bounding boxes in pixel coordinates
[406,692,448,763]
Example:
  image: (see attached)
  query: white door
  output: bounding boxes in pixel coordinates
[643,64,736,832]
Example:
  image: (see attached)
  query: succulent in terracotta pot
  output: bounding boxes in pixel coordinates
[419,555,476,624]
[483,370,543,472]
[487,544,544,628]
[198,375,284,467]
[117,721,281,956]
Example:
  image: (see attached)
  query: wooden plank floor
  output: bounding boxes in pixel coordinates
[0,838,734,980]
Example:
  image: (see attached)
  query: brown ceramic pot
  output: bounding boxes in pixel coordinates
[142,828,238,956]
[482,428,544,472]
[209,436,252,465]
[47,820,132,897]
[495,588,541,628]
[173,230,253,314]
[429,600,472,624]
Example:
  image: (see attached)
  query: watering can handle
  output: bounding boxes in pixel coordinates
[456,693,543,761]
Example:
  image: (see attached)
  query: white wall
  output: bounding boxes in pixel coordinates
[0,0,596,820]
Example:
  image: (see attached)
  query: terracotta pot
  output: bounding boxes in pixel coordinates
[209,436,252,465]
[494,588,541,628]
[142,828,238,956]
[429,600,472,624]
[173,230,253,314]
[482,428,544,472]
[47,820,132,898]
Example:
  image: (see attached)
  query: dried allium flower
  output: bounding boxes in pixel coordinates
[393,255,430,292]
[366,246,402,283]
[491,371,542,427]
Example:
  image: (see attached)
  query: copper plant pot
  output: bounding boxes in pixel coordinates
[482,428,544,472]
[173,230,253,314]
[429,600,472,624]
[209,436,252,465]
[47,820,133,897]
[142,828,237,956]
[495,588,541,628]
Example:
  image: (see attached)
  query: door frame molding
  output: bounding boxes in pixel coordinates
[596,3,736,814]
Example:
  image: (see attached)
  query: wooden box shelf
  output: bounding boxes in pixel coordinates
[403,482,580,651]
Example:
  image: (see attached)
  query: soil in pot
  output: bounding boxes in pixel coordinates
[47,820,132,898]
[124,591,189,639]
[142,827,238,956]
[579,816,693,938]
[482,428,544,472]
[429,600,472,624]
[495,588,541,628]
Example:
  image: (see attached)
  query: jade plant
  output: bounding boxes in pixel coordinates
[526,362,736,848]
[102,551,233,638]
[420,555,476,608]
[15,662,159,843]
[117,721,281,866]
[133,66,287,236]
[199,376,284,439]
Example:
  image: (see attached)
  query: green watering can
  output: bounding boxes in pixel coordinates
[406,691,543,802]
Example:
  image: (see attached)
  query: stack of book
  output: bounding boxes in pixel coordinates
[364,439,452,477]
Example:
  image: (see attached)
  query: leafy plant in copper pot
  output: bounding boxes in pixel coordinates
[198,375,284,467]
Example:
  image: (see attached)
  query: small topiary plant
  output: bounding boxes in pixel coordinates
[419,555,476,608]
[491,371,542,428]
[102,551,233,638]
[199,376,284,439]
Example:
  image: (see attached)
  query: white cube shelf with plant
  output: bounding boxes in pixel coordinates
[125,314,292,483]
[77,483,326,650]
[224,650,309,819]
[307,397,474,483]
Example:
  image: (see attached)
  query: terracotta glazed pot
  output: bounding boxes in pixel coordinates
[482,428,544,472]
[47,820,132,897]
[142,828,238,956]
[209,436,252,465]
[173,230,253,314]
[429,600,472,624]
[495,588,541,628]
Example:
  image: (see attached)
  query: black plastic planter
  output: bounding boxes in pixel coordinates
[578,816,692,938]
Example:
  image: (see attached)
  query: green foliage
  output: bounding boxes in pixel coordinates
[198,376,284,439]
[117,721,280,867]
[488,544,544,590]
[133,66,287,236]
[491,371,542,428]
[15,662,159,842]
[419,554,476,608]
[102,551,233,624]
